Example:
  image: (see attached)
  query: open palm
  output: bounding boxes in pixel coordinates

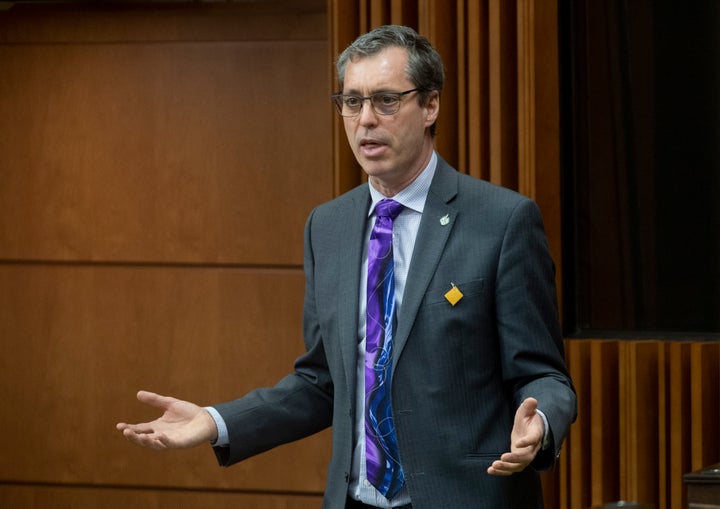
[116,391,217,450]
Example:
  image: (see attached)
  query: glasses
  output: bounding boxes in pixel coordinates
[331,88,422,117]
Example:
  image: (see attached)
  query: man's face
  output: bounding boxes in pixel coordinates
[341,46,439,194]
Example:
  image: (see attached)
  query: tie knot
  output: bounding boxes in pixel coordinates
[375,199,404,220]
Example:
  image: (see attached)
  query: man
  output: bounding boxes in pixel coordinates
[117,25,576,508]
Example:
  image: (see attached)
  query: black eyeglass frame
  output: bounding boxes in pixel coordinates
[331,88,424,117]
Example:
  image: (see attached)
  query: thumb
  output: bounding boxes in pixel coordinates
[518,397,538,418]
[513,397,544,449]
[136,390,175,410]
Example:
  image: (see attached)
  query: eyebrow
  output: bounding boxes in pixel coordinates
[341,88,404,95]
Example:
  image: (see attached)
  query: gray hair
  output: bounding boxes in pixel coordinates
[336,25,444,135]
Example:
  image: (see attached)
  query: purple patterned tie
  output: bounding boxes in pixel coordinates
[365,198,405,499]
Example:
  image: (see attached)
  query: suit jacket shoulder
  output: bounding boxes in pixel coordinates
[432,156,535,217]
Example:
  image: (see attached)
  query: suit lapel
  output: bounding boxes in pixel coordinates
[336,188,371,400]
[393,160,459,367]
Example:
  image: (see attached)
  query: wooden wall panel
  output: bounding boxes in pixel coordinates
[0,264,330,491]
[0,2,327,43]
[0,2,331,508]
[667,342,692,509]
[0,39,330,265]
[0,484,323,509]
[458,0,490,180]
[691,343,720,470]
[618,341,660,502]
[565,339,591,509]
[417,0,460,167]
[564,340,720,509]
[488,0,518,189]
[516,0,563,310]
[590,341,620,504]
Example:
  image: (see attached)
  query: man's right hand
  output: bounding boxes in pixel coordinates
[116,391,218,450]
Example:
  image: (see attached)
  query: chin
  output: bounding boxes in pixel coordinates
[359,158,390,174]
[362,167,390,181]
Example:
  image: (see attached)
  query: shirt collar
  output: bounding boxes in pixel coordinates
[368,151,437,216]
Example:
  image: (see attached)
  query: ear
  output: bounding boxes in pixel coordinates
[423,90,440,128]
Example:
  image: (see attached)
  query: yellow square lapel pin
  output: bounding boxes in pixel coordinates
[444,283,464,306]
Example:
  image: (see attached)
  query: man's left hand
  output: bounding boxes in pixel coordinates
[487,397,543,476]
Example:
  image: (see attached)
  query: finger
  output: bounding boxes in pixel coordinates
[487,459,526,476]
[121,427,169,450]
[118,420,158,433]
[116,422,145,432]
[500,449,537,464]
[513,435,542,449]
[487,466,512,476]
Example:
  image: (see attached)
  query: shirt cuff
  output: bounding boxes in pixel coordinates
[204,406,229,447]
[536,409,550,450]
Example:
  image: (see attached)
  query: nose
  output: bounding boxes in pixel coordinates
[356,98,379,127]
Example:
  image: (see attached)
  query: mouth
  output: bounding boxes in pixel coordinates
[359,137,388,158]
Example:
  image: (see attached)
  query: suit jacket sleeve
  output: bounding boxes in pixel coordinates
[494,198,576,469]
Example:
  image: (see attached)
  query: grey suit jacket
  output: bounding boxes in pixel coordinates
[213,157,577,508]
